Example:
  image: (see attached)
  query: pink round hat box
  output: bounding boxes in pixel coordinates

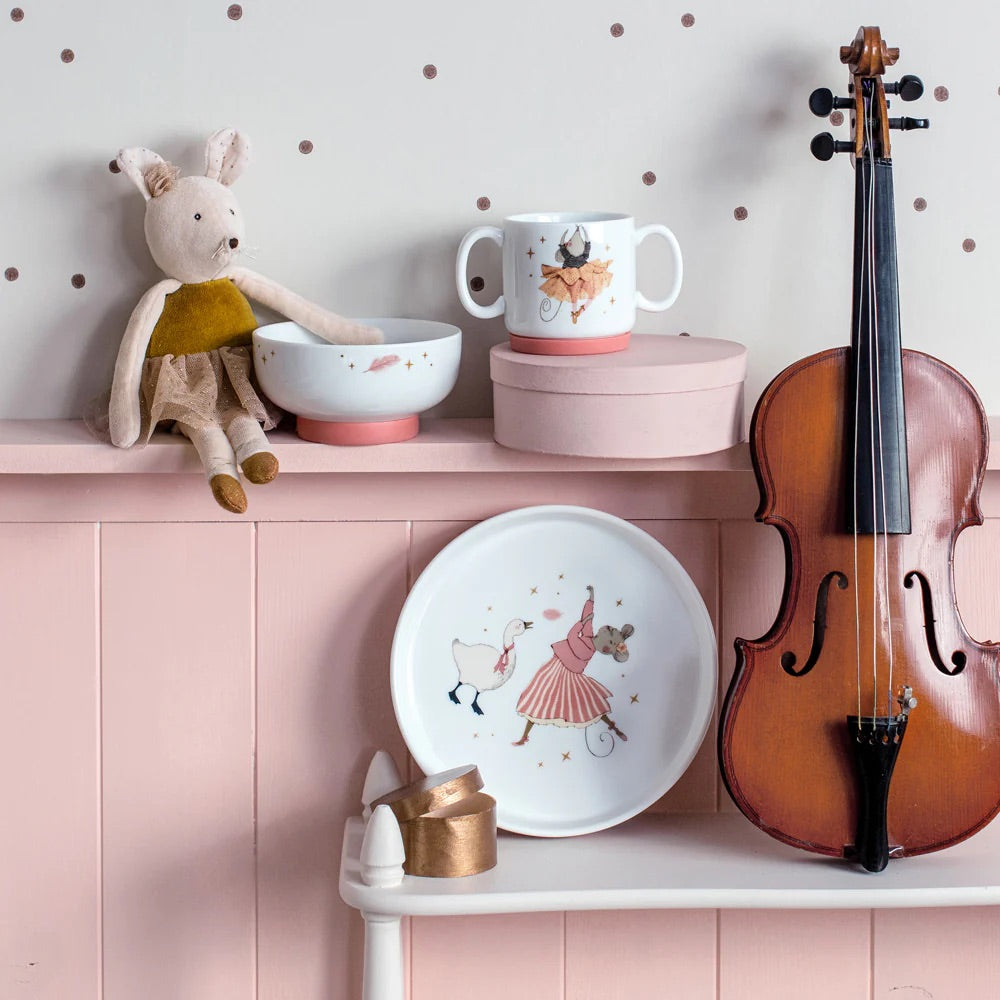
[491,334,747,458]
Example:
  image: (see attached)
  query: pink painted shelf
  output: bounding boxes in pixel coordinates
[341,810,1000,915]
[3,417,999,475]
[0,418,750,474]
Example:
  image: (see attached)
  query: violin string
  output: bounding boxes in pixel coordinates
[865,90,880,722]
[869,97,895,720]
[852,91,868,728]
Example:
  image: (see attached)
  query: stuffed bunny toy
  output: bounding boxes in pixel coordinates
[107,127,381,513]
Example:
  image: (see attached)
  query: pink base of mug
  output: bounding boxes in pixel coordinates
[296,414,420,446]
[508,331,631,356]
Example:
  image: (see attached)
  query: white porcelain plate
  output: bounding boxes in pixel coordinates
[390,506,717,837]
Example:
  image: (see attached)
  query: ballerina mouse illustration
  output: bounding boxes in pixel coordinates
[512,585,634,753]
[538,226,614,325]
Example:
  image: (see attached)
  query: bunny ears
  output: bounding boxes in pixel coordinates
[117,128,251,201]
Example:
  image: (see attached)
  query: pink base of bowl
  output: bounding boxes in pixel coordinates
[296,414,419,445]
[508,331,631,356]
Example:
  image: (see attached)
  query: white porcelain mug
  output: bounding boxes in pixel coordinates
[456,211,682,354]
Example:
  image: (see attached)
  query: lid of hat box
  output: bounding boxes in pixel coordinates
[490,334,747,459]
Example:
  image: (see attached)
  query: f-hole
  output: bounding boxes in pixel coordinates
[781,571,849,677]
[903,571,968,675]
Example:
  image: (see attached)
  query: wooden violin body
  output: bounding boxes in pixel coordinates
[721,346,1000,859]
[720,27,1000,869]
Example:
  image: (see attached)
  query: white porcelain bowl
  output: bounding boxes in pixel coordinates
[253,319,462,445]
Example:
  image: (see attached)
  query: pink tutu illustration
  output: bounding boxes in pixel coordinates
[513,585,634,749]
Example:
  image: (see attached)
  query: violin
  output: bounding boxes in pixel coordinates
[719,27,1000,872]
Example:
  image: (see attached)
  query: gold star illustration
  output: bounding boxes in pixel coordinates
[260,355,267,364]
[473,733,480,739]
[610,296,616,305]
[606,244,611,251]
[405,360,414,370]
[526,247,535,258]
[530,586,538,595]
[539,236,546,243]
[630,693,639,704]
[348,362,355,369]
[558,573,564,580]
[616,599,623,606]
[422,352,428,359]
[537,761,544,768]
[562,751,571,761]
[487,605,493,612]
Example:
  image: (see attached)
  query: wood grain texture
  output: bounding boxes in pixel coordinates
[0,524,100,999]
[566,910,716,1000]
[255,522,409,1000]
[101,523,256,1000]
[720,909,871,1000]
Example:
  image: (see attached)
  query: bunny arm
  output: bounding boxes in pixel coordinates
[227,266,382,345]
[109,278,182,448]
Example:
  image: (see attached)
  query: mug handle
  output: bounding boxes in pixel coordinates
[633,224,683,312]
[456,226,505,319]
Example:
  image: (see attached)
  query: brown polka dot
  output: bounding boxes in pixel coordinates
[470,276,485,292]
[963,238,976,252]
[610,22,624,37]
[681,13,695,27]
[913,197,927,212]
[298,140,313,154]
[423,64,437,80]
[641,171,656,186]
[476,196,491,211]
[227,4,242,19]
[934,85,949,101]
[5,267,19,281]
[61,48,75,63]
[108,159,121,174]
[71,273,86,289]
[734,206,749,221]
[830,110,844,127]
[10,8,24,21]
[679,331,691,337]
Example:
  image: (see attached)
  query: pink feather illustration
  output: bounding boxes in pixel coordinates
[543,608,563,620]
[364,354,401,373]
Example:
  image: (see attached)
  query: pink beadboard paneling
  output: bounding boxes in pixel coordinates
[874,907,1000,998]
[255,522,409,1000]
[720,910,871,1000]
[566,910,717,1000]
[717,520,784,814]
[953,518,1000,643]
[101,523,256,1000]
[410,913,564,1000]
[0,523,100,999]
[0,470,760,524]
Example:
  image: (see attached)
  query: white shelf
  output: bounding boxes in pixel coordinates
[339,810,1000,916]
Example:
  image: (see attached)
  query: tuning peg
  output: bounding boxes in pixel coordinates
[811,132,854,161]
[888,117,930,131]
[884,75,924,101]
[809,87,854,117]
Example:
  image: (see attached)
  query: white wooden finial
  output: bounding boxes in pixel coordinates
[362,750,403,819]
[361,804,406,888]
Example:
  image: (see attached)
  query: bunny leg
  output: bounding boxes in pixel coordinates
[223,409,278,485]
[175,420,247,514]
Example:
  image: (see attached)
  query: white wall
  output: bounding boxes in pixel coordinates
[2,0,998,421]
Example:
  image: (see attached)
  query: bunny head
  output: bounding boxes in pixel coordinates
[117,128,250,284]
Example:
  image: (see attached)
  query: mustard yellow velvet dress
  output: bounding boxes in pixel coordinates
[137,278,281,440]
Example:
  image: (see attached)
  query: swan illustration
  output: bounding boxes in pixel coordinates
[449,618,533,715]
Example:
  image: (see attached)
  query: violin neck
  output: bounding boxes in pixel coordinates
[848,157,911,535]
